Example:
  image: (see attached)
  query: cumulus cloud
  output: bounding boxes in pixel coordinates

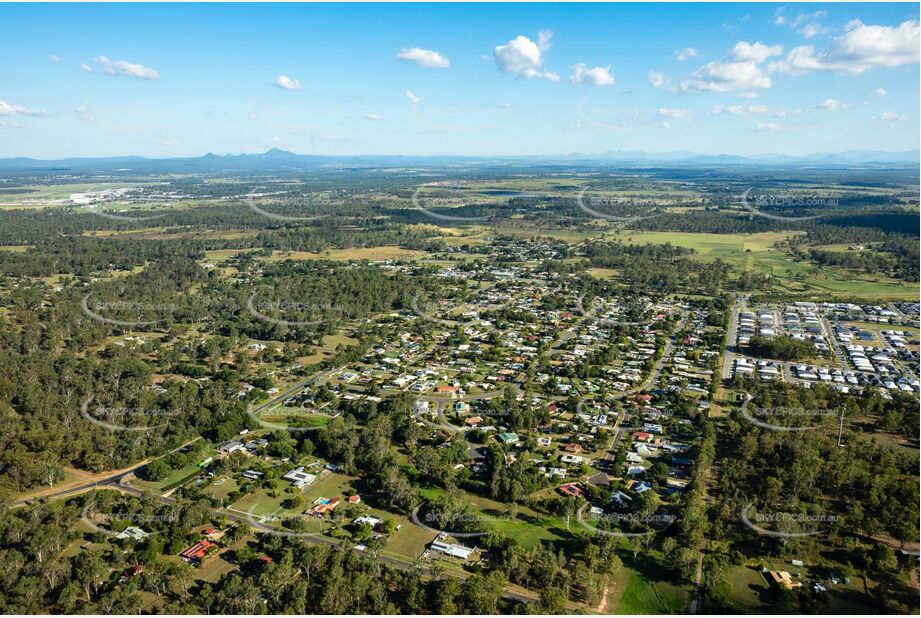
[816,98,847,111]
[798,23,830,39]
[493,32,560,81]
[365,113,382,121]
[656,108,690,119]
[731,41,783,63]
[775,8,829,38]
[682,59,773,91]
[754,121,781,131]
[405,90,421,105]
[875,88,888,96]
[675,47,698,61]
[0,99,48,117]
[570,63,614,86]
[85,55,159,80]
[396,47,450,68]
[711,104,769,116]
[770,20,920,75]
[873,111,906,125]
[273,75,301,90]
[737,91,758,99]
[681,41,781,91]
[648,69,670,88]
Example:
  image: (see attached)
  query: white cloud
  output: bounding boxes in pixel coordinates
[365,113,382,121]
[570,63,614,86]
[875,88,888,97]
[74,101,93,122]
[731,41,783,63]
[405,90,421,105]
[0,99,48,117]
[754,121,781,131]
[493,32,560,81]
[775,8,829,37]
[816,98,847,111]
[873,111,906,122]
[770,20,920,75]
[682,59,773,91]
[273,75,301,90]
[155,138,180,147]
[675,47,698,61]
[91,55,159,80]
[396,47,450,69]
[656,108,690,119]
[737,91,758,99]
[681,41,781,91]
[798,23,830,39]
[711,104,769,116]
[48,54,60,62]
[648,69,670,88]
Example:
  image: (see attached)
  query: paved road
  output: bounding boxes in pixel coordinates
[610,309,689,400]
[818,315,848,369]
[12,438,201,506]
[250,367,338,416]
[721,295,749,381]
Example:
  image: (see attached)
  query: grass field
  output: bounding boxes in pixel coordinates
[607,566,690,614]
[131,445,218,493]
[261,247,426,262]
[614,230,798,255]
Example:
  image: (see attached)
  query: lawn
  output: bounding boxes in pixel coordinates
[725,565,774,612]
[384,519,438,559]
[131,445,218,493]
[614,230,797,255]
[417,485,567,549]
[608,566,689,614]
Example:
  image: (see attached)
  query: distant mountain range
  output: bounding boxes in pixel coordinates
[0,147,917,172]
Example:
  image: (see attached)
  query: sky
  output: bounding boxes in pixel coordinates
[0,2,919,158]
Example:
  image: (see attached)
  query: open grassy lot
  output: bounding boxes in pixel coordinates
[614,230,797,255]
[606,565,690,614]
[261,246,426,262]
[384,519,438,559]
[131,445,218,493]
[608,230,918,300]
[417,485,567,549]
[196,550,239,583]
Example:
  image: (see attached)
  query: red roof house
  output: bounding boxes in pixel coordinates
[558,482,584,499]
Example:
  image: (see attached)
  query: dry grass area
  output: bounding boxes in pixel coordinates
[260,246,426,262]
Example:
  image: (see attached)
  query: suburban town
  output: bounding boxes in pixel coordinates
[1,1,918,616]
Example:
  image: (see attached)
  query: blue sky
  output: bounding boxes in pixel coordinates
[1,3,918,158]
